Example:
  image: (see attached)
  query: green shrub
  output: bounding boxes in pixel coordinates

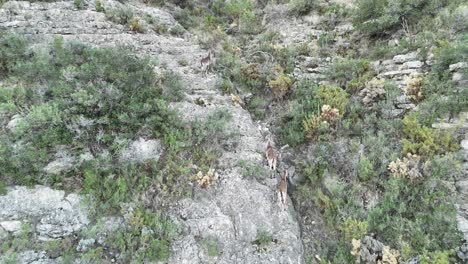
[129,16,145,33]
[268,73,293,98]
[105,6,134,25]
[237,160,266,180]
[277,79,321,146]
[246,97,268,120]
[420,250,453,264]
[289,0,324,16]
[357,156,374,182]
[201,236,220,257]
[177,58,189,66]
[339,217,367,241]
[326,58,371,92]
[252,230,273,246]
[216,78,234,94]
[74,0,84,9]
[172,7,197,30]
[161,70,186,101]
[191,108,235,148]
[154,23,168,34]
[419,36,468,118]
[106,207,178,262]
[367,176,462,258]
[169,25,185,36]
[353,0,455,37]
[95,0,104,12]
[316,85,349,114]
[402,114,459,157]
[0,32,28,76]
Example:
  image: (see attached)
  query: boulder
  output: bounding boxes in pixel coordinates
[121,138,163,163]
[449,62,467,72]
[0,186,89,240]
[393,51,418,64]
[403,60,423,69]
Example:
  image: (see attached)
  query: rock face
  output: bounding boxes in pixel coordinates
[0,186,89,240]
[0,0,304,262]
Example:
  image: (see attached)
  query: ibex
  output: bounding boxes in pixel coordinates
[200,50,214,76]
[277,170,288,207]
[265,137,278,171]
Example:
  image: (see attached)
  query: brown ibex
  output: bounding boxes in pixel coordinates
[200,50,214,76]
[277,170,288,207]
[265,137,278,171]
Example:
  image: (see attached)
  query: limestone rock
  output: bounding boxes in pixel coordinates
[0,186,89,240]
[121,138,163,163]
[449,62,467,72]
[44,151,75,175]
[453,72,465,82]
[6,114,23,130]
[0,220,22,233]
[393,51,418,64]
[458,242,468,262]
[0,250,59,264]
[403,60,423,69]
[378,69,418,78]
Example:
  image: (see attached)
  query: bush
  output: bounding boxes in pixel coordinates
[289,0,324,16]
[402,114,459,157]
[419,37,468,119]
[268,73,293,98]
[326,58,371,92]
[201,236,220,257]
[367,176,462,259]
[95,0,104,12]
[0,32,28,76]
[276,80,321,146]
[353,0,455,37]
[161,70,186,101]
[316,85,349,114]
[74,0,84,10]
[106,207,178,262]
[339,218,368,241]
[252,230,273,246]
[129,16,145,33]
[105,6,134,25]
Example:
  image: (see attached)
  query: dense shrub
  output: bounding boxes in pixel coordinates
[367,175,462,259]
[326,58,371,92]
[0,33,186,187]
[289,0,325,16]
[0,33,194,262]
[0,32,28,76]
[402,114,459,157]
[276,79,320,146]
[105,6,134,25]
[316,85,349,114]
[161,70,186,101]
[268,73,293,98]
[353,0,456,37]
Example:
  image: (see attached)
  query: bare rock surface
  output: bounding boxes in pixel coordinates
[0,185,89,240]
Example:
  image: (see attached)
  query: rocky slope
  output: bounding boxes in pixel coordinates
[1,0,467,263]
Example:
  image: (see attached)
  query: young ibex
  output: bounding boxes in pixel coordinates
[265,137,278,171]
[200,50,214,76]
[277,170,288,207]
